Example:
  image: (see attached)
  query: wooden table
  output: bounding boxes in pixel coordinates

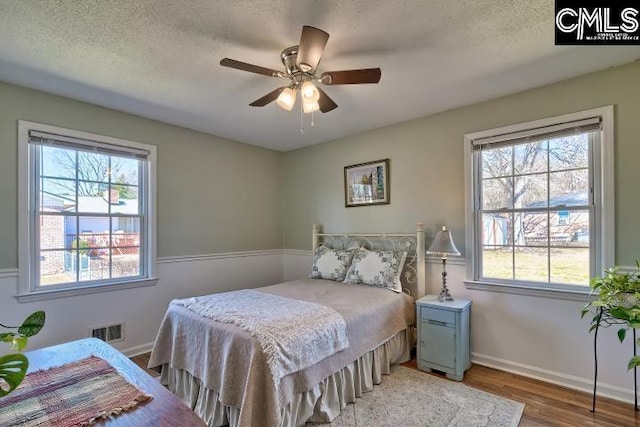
[24,338,207,427]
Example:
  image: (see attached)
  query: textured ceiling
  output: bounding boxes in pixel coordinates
[0,1,639,151]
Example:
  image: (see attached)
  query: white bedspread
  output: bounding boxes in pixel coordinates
[171,289,349,380]
[149,279,415,427]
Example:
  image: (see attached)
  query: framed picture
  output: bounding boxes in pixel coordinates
[344,159,390,207]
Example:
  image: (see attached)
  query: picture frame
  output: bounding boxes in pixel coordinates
[344,159,390,208]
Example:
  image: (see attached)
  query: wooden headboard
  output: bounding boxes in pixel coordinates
[312,223,426,298]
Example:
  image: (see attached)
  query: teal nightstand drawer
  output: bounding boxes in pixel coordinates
[420,306,455,325]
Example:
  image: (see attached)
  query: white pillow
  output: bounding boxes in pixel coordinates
[343,248,407,292]
[309,246,357,281]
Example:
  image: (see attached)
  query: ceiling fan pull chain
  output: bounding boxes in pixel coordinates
[300,99,304,134]
[311,109,315,127]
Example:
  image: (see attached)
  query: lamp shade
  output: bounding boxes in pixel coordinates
[300,81,320,102]
[303,100,320,113]
[427,226,460,257]
[276,87,296,111]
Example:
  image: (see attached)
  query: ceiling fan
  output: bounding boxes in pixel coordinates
[220,26,381,114]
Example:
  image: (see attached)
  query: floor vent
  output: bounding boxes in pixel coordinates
[90,323,124,343]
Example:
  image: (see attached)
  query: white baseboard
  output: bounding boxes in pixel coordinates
[472,352,634,404]
[122,341,155,358]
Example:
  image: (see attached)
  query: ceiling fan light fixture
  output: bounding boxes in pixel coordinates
[303,99,320,114]
[300,81,320,102]
[221,25,381,119]
[276,87,296,111]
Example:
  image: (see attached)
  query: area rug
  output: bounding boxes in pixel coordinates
[319,366,524,427]
[0,356,152,427]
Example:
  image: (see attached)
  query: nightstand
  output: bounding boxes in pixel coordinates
[416,295,471,381]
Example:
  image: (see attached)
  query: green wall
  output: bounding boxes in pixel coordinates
[2,60,639,269]
[0,82,283,269]
[282,61,640,266]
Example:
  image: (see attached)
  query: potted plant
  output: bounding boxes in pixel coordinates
[581,261,640,369]
[0,311,45,396]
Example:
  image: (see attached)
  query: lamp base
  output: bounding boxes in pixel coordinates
[438,287,454,302]
[436,257,454,301]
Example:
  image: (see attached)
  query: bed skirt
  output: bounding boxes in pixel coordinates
[158,328,412,427]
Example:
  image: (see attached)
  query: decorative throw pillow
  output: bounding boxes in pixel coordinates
[343,248,407,292]
[309,246,357,281]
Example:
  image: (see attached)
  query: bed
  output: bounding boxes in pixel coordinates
[148,223,426,427]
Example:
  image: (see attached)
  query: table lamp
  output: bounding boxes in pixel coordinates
[427,226,460,302]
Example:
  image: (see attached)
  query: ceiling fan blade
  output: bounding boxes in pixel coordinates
[316,87,338,113]
[320,68,381,85]
[220,58,285,78]
[297,26,329,72]
[249,87,286,107]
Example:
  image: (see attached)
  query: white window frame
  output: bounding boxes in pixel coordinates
[17,121,157,301]
[463,106,614,301]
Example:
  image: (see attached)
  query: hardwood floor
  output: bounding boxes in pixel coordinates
[130,352,158,378]
[131,353,639,426]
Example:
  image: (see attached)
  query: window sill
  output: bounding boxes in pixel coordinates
[463,280,596,302]
[16,278,158,303]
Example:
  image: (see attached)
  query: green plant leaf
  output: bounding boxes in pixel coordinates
[0,353,28,397]
[10,335,27,351]
[609,307,631,321]
[18,311,45,338]
[629,356,640,371]
[0,333,16,343]
[618,328,627,343]
[580,307,590,318]
[589,323,599,333]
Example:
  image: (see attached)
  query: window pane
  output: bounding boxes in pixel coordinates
[111,247,141,279]
[549,170,589,207]
[514,247,549,282]
[551,209,590,248]
[77,152,110,183]
[549,134,589,171]
[112,157,140,186]
[40,178,76,212]
[482,214,512,248]
[481,247,513,280]
[550,248,589,285]
[482,146,512,178]
[76,183,109,211]
[40,250,77,285]
[112,218,140,247]
[39,214,71,250]
[514,141,547,175]
[85,254,111,281]
[78,217,111,252]
[515,212,548,247]
[482,177,512,210]
[41,146,76,179]
[111,186,139,215]
[514,173,547,209]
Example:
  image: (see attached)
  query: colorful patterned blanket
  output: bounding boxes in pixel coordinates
[0,356,152,427]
